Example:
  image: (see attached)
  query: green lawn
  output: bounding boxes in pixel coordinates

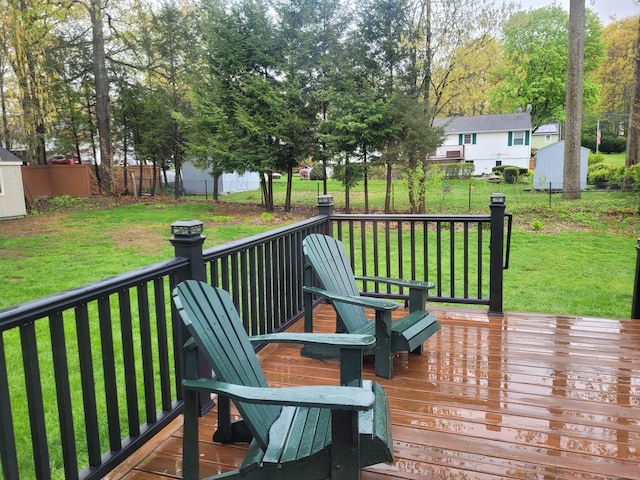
[2,184,638,318]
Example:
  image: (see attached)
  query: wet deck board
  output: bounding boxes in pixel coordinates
[106,305,640,479]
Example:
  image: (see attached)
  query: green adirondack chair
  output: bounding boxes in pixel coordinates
[302,233,441,379]
[172,280,393,480]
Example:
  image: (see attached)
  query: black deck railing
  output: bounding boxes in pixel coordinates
[0,195,511,480]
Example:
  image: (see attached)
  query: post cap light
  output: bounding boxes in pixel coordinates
[171,220,204,237]
[490,193,506,205]
[317,194,334,206]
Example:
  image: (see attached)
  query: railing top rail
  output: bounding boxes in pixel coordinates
[329,213,492,222]
[0,257,189,331]
[203,215,327,259]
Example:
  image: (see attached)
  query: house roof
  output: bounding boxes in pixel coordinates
[533,123,559,135]
[433,113,532,134]
[0,147,23,163]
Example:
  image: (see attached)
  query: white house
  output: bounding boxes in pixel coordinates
[181,161,260,196]
[533,141,589,191]
[531,123,561,150]
[0,147,27,220]
[432,113,532,176]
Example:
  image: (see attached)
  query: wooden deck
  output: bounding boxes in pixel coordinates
[105,304,640,479]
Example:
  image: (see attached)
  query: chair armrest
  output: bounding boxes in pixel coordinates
[355,275,435,291]
[249,333,375,349]
[304,286,399,312]
[182,379,375,410]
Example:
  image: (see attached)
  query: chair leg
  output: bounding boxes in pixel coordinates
[331,410,361,480]
[374,311,393,379]
[183,348,200,480]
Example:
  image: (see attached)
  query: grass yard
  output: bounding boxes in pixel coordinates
[1,180,638,318]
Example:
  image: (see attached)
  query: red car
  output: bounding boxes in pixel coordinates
[47,154,79,165]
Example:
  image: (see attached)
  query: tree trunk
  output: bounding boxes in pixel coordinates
[385,163,392,213]
[285,166,293,212]
[626,15,640,169]
[363,145,369,214]
[90,0,114,195]
[562,0,585,200]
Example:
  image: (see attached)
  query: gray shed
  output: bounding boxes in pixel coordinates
[0,147,27,220]
[533,141,589,191]
[181,161,260,195]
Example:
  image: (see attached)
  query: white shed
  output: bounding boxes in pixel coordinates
[533,141,589,191]
[0,148,27,220]
[181,161,260,195]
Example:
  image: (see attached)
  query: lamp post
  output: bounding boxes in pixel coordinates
[489,194,506,316]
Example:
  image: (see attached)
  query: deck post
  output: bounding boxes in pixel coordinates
[489,194,506,316]
[633,238,640,319]
[170,220,214,415]
[317,194,334,235]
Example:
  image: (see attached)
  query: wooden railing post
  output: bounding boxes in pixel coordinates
[170,220,214,415]
[489,194,506,316]
[633,238,640,319]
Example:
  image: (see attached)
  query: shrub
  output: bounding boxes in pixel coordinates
[492,165,528,176]
[503,167,519,184]
[309,164,325,180]
[588,153,604,166]
[440,163,474,178]
[587,164,625,189]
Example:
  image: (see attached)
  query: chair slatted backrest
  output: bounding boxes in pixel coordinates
[303,234,369,332]
[173,280,281,450]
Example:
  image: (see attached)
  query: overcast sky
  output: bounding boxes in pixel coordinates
[515,0,638,24]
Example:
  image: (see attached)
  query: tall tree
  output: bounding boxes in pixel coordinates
[90,0,115,193]
[188,0,284,211]
[626,14,640,169]
[1,0,59,163]
[563,0,585,200]
[492,5,604,128]
[594,16,639,119]
[424,0,515,120]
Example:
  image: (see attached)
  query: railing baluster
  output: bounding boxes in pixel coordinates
[257,244,267,335]
[436,222,443,298]
[20,321,51,478]
[49,311,79,479]
[0,332,19,479]
[450,221,455,299]
[248,247,258,336]
[153,278,172,412]
[137,284,156,424]
[119,290,140,437]
[240,250,250,331]
[397,221,403,294]
[75,304,102,468]
[98,296,121,452]
[463,223,470,299]
[265,241,275,333]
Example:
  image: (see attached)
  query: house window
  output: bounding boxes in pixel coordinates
[508,130,530,146]
[512,131,525,146]
[458,133,477,145]
[545,134,552,142]
[496,160,502,167]
[0,170,4,195]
